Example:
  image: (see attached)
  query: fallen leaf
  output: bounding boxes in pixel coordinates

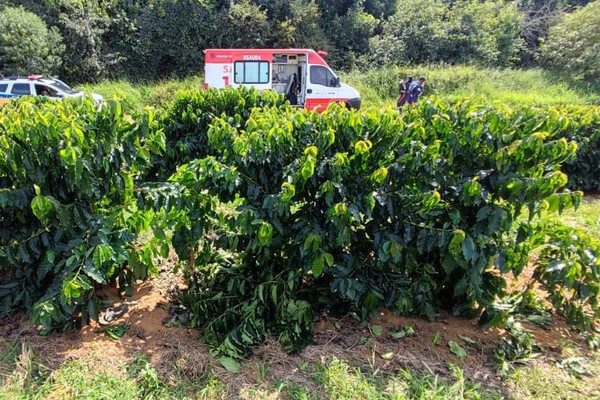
[371,325,383,336]
[389,329,406,339]
[219,357,241,373]
[449,341,467,360]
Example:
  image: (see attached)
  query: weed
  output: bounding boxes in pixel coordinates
[315,357,383,399]
[280,380,319,400]
[493,317,543,377]
[197,372,228,399]
[126,356,166,398]
[257,361,270,383]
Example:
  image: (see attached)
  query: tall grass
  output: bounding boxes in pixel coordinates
[79,76,203,112]
[342,65,600,108]
[79,65,599,111]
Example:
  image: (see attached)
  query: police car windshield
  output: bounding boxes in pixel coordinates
[42,79,78,95]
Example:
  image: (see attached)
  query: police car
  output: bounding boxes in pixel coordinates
[0,75,102,105]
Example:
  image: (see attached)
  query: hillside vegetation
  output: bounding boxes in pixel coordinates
[79,66,600,113]
[1,0,599,91]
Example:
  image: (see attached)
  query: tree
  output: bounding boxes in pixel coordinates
[222,0,270,48]
[367,0,446,66]
[56,1,112,83]
[253,0,329,49]
[0,6,64,76]
[366,0,523,68]
[541,0,600,83]
[327,5,378,68]
[6,0,135,83]
[131,0,219,78]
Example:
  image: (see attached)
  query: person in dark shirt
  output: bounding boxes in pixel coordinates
[407,77,426,105]
[397,76,413,109]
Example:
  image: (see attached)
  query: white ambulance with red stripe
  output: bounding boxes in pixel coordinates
[204,49,361,111]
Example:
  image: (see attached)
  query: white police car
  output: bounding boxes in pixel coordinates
[0,75,102,105]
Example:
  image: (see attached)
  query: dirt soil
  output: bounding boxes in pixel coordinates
[0,265,597,399]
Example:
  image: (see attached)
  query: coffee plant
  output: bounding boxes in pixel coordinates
[532,221,600,328]
[162,96,596,357]
[1,87,598,359]
[148,86,285,181]
[0,97,164,333]
[421,102,600,192]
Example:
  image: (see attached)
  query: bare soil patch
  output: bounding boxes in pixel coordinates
[0,265,597,398]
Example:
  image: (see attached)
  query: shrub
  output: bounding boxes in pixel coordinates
[0,6,64,76]
[161,96,592,357]
[542,0,600,86]
[149,86,286,181]
[0,97,164,332]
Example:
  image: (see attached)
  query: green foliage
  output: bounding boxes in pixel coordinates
[533,221,600,328]
[492,317,543,377]
[0,5,64,76]
[7,0,585,79]
[0,97,165,333]
[551,106,600,192]
[222,0,269,48]
[151,86,285,181]
[127,0,219,79]
[160,92,597,357]
[264,0,330,49]
[52,0,113,83]
[542,0,600,86]
[367,0,523,68]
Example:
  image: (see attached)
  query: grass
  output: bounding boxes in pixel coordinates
[78,76,203,112]
[343,65,600,108]
[314,358,503,400]
[78,65,600,112]
[509,343,600,400]
[0,345,200,400]
[0,344,504,400]
[547,195,600,239]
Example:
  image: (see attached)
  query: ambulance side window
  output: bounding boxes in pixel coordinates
[0,84,8,93]
[234,61,269,84]
[310,66,335,87]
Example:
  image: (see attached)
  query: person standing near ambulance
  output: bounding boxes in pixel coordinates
[407,77,426,105]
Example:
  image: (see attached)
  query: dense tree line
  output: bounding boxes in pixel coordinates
[0,0,597,84]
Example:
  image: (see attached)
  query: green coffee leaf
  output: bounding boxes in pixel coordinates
[389,329,406,339]
[219,357,241,373]
[258,222,273,246]
[432,331,441,346]
[449,341,467,360]
[31,195,54,222]
[371,325,383,336]
[459,335,477,346]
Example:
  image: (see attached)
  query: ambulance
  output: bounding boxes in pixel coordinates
[203,49,361,111]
